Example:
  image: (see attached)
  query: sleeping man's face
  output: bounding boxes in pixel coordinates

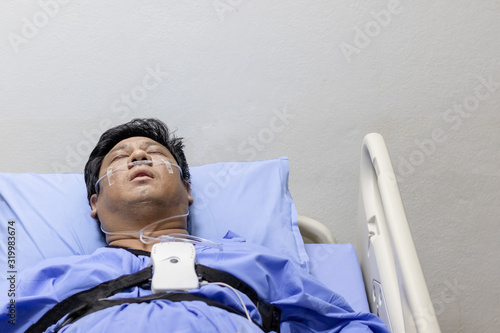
[90,136,193,236]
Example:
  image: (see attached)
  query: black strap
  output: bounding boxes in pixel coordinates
[27,266,152,333]
[195,264,281,331]
[195,264,259,304]
[55,292,265,332]
[28,264,281,333]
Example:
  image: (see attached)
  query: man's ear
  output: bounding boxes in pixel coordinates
[184,181,194,206]
[90,194,99,220]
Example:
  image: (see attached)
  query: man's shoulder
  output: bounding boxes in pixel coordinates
[18,247,146,282]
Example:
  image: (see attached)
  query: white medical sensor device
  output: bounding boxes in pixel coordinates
[151,242,199,293]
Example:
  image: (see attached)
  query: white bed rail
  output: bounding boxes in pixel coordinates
[357,133,441,333]
[297,215,337,244]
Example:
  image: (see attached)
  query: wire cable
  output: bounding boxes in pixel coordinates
[201,281,252,322]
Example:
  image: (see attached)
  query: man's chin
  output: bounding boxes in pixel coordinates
[127,194,175,211]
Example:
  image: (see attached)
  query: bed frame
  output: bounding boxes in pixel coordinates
[298,133,442,333]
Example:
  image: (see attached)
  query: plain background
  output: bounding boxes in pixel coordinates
[1,1,499,332]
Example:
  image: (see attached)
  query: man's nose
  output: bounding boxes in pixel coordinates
[128,149,152,164]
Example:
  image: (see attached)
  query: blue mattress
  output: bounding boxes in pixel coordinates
[305,243,369,313]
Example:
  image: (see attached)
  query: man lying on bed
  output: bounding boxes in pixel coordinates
[0,118,388,333]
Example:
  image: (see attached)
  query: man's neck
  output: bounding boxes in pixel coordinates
[107,228,189,252]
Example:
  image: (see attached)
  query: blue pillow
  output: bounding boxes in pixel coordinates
[0,157,308,275]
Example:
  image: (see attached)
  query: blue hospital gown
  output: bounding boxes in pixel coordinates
[0,232,389,333]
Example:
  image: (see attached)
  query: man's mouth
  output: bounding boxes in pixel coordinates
[130,169,154,181]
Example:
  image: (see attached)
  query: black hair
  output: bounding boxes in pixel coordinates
[84,118,191,204]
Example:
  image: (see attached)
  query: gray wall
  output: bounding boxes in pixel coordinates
[1,1,499,332]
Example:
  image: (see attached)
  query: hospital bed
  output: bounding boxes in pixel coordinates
[299,133,441,332]
[0,133,441,332]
